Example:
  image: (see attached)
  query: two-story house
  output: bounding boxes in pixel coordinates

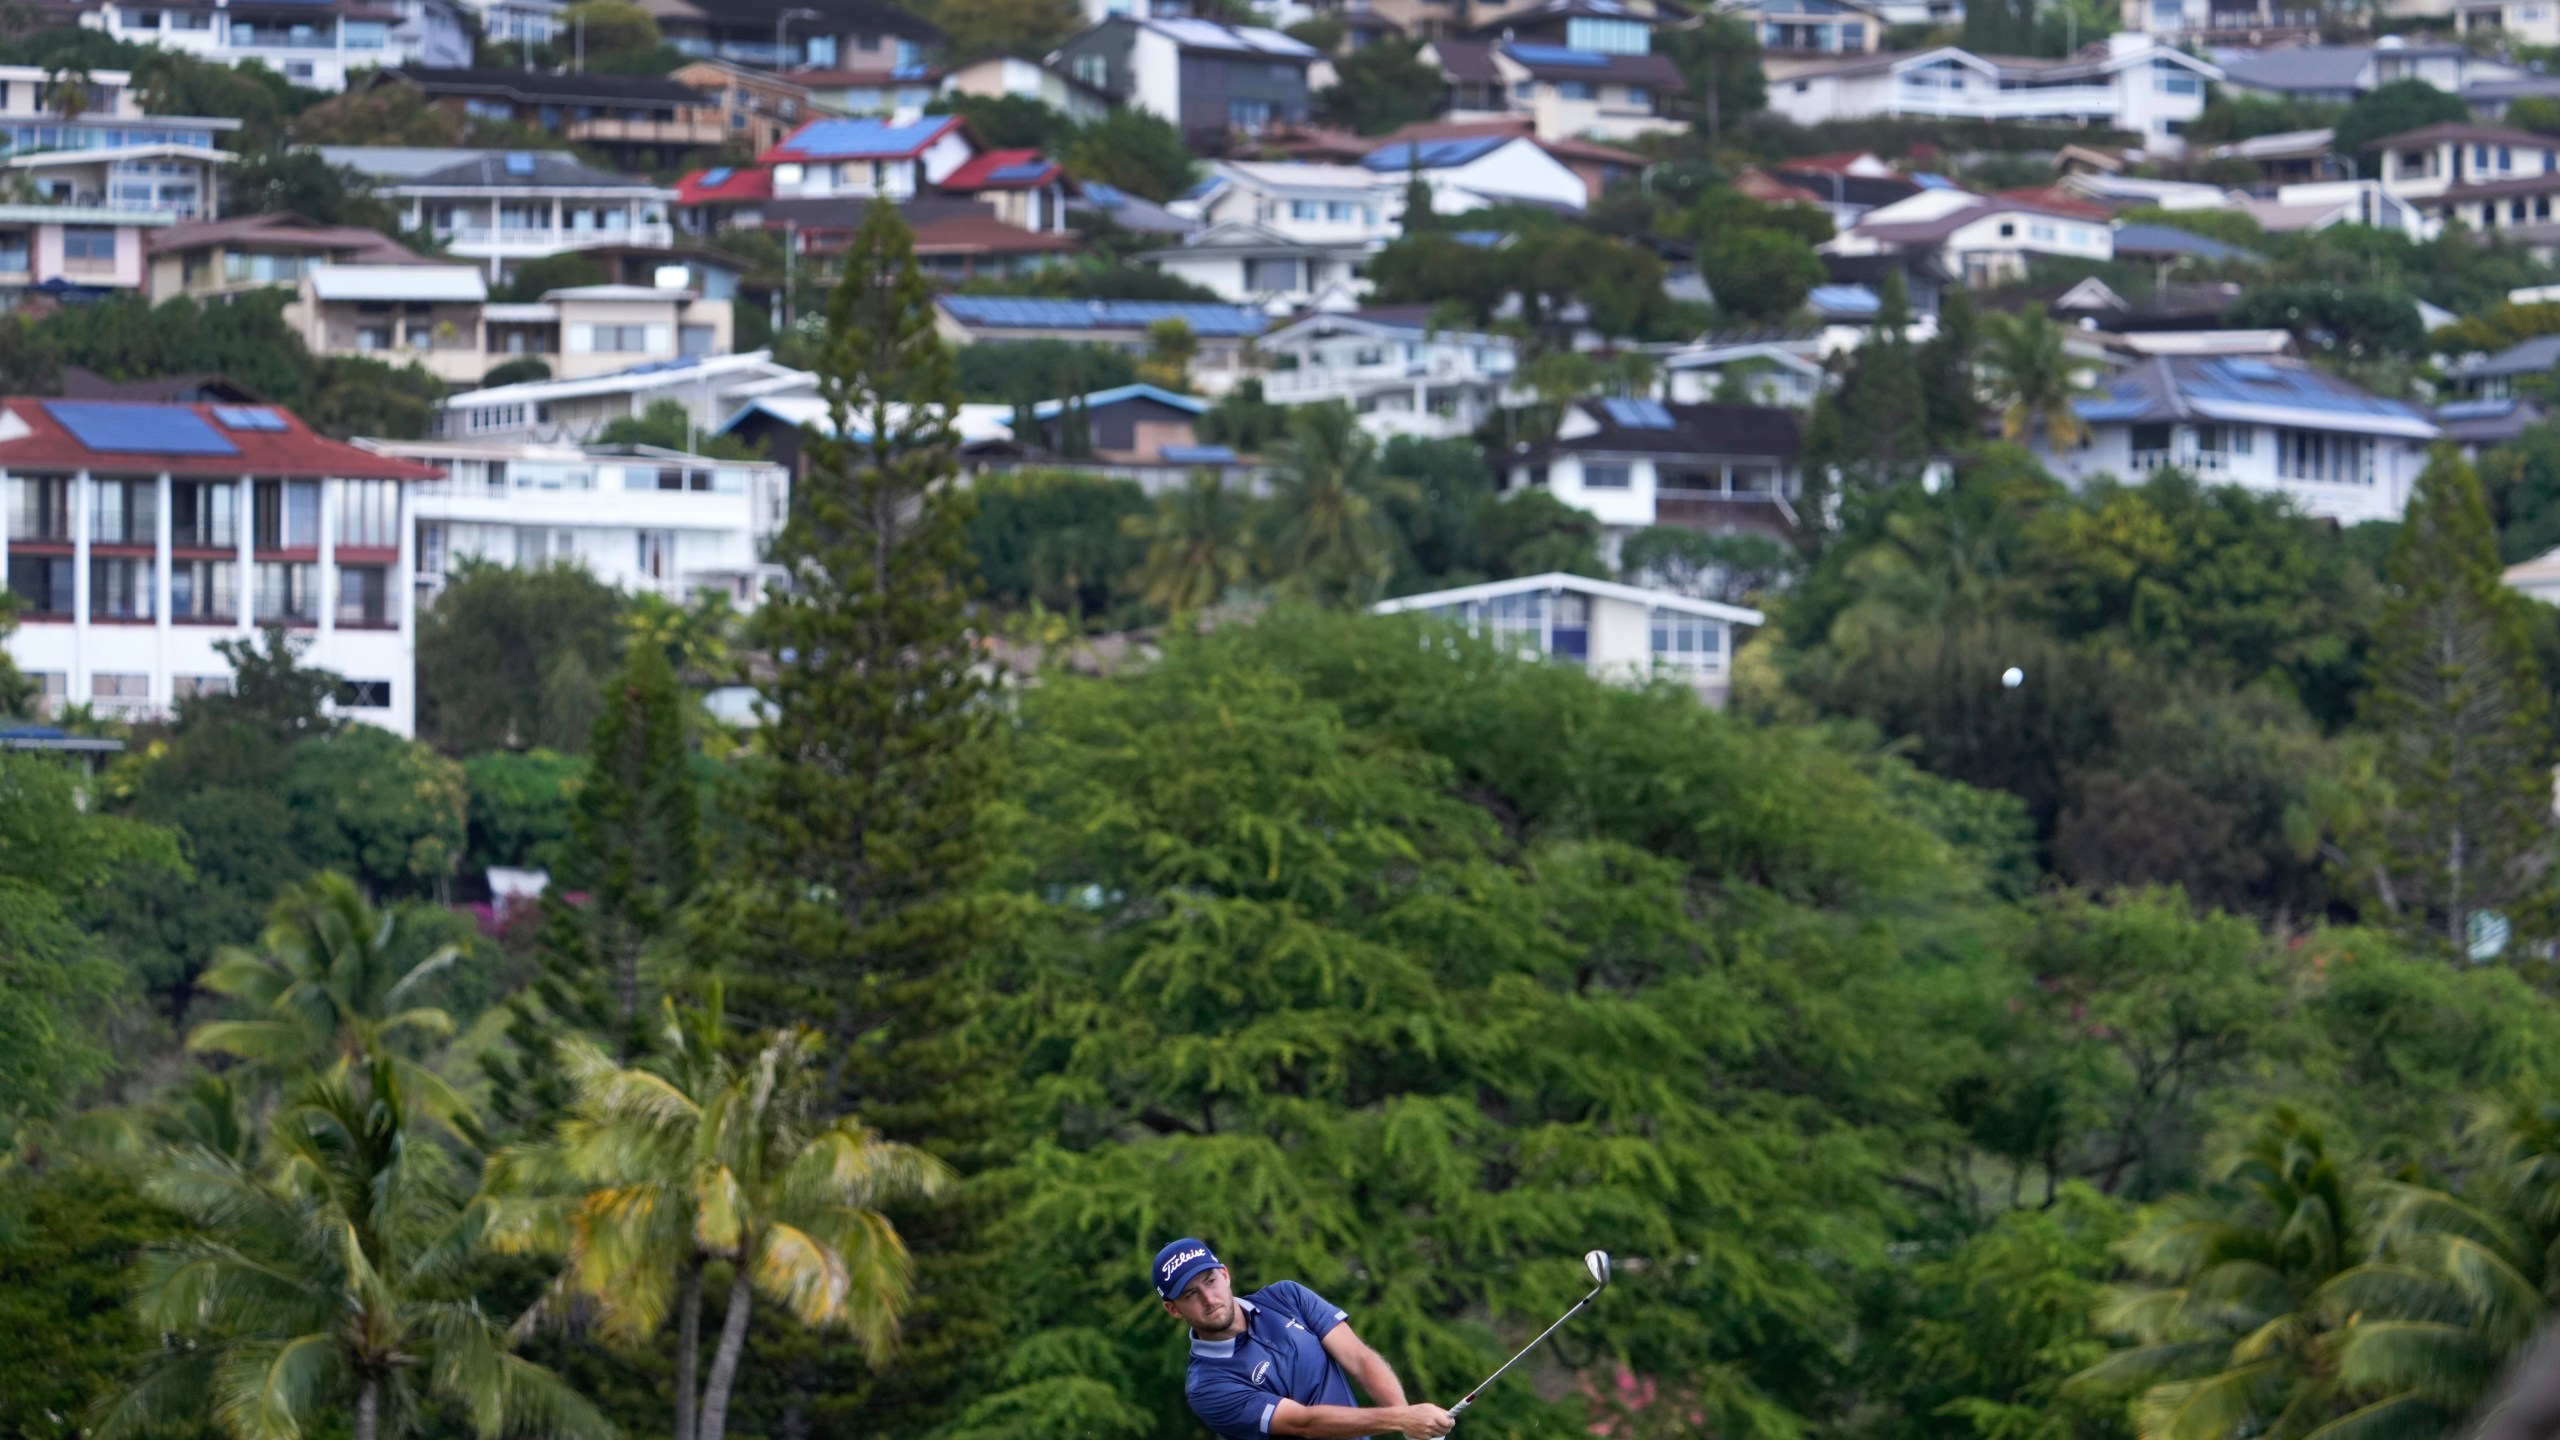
[2215,38,2515,105]
[74,0,469,90]
[147,212,427,303]
[0,205,174,305]
[1766,34,2220,149]
[1502,397,1809,551]
[1373,572,1765,707]
[1256,307,1518,439]
[2368,120,2560,238]
[0,65,237,220]
[1051,16,1319,147]
[367,68,727,164]
[1720,0,1884,54]
[1427,37,1685,142]
[763,115,978,201]
[362,436,788,608]
[1825,188,2114,285]
[1136,220,1374,309]
[286,266,733,386]
[378,151,679,280]
[0,398,443,733]
[2045,355,2440,523]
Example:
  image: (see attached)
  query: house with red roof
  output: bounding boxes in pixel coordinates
[0,399,442,734]
[939,149,1072,233]
[764,115,979,202]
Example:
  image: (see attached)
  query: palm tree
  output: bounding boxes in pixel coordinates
[96,1060,610,1440]
[1978,309,2092,450]
[486,995,951,1440]
[187,872,472,1128]
[1259,403,1410,607]
[1128,470,1254,616]
[2073,1108,2366,1440]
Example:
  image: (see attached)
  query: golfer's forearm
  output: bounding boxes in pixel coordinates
[1347,1349,1408,1407]
[1273,1403,1418,1438]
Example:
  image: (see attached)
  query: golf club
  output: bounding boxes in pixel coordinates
[1446,1250,1612,1418]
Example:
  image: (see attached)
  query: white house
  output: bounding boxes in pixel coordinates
[2214,38,2514,104]
[1358,135,1590,215]
[1373,571,1765,707]
[76,0,470,91]
[2043,355,2440,523]
[1256,307,1519,439]
[0,66,237,215]
[362,437,788,608]
[1502,397,1808,552]
[1826,189,2114,285]
[379,151,678,280]
[1655,339,1829,407]
[1135,221,1374,311]
[1427,38,1687,144]
[1178,163,1400,244]
[763,115,977,202]
[0,398,442,734]
[437,351,814,444]
[1765,34,2219,149]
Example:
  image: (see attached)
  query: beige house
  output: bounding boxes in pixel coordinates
[484,284,734,380]
[671,59,817,153]
[148,212,428,303]
[285,264,492,385]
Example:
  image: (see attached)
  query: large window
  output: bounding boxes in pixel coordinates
[337,565,389,625]
[1550,593,1588,662]
[1565,15,1648,51]
[89,556,152,619]
[254,561,317,622]
[62,227,116,263]
[172,559,235,621]
[9,475,69,540]
[172,479,236,547]
[8,554,70,615]
[254,479,321,549]
[2274,428,2371,484]
[1583,463,1632,489]
[338,479,398,549]
[1481,592,1543,655]
[1650,608,1724,670]
[91,478,156,545]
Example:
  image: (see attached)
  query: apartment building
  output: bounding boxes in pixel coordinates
[284,265,735,385]
[1766,34,2219,148]
[75,0,470,90]
[0,399,442,734]
[368,68,727,163]
[1256,307,1518,440]
[362,437,788,607]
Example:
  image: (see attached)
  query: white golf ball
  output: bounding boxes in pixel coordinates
[2001,667,2025,689]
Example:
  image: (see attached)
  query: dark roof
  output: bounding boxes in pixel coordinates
[1498,42,1683,86]
[1432,38,1503,82]
[1526,398,1803,462]
[374,66,707,106]
[645,0,940,41]
[1853,198,2097,245]
[0,399,442,480]
[2364,121,2552,151]
[406,151,659,189]
[57,368,266,404]
[2437,394,2546,445]
[1466,0,1678,31]
[2109,223,2262,262]
[2075,356,2434,431]
[2457,333,2560,379]
[147,211,424,264]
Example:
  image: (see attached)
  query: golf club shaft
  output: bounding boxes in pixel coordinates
[1446,1287,1601,1417]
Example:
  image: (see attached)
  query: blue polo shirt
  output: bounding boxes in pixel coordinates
[1184,1281,1362,1439]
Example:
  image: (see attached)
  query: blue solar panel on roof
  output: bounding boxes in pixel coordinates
[2219,359,2280,381]
[44,402,238,457]
[1161,444,1238,464]
[1083,181,1128,207]
[989,161,1053,183]
[783,116,952,158]
[1361,136,1507,170]
[699,166,734,187]
[1504,42,1610,66]
[1600,397,1674,429]
[504,152,535,175]
[1451,230,1506,248]
[940,296,1267,337]
[1912,172,1960,188]
[213,405,286,432]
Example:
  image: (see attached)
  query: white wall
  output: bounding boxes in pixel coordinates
[2042,420,2422,523]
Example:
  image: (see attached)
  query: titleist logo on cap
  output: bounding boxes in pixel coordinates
[1162,1247,1208,1278]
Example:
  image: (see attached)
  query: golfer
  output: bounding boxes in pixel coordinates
[1156,1238,1456,1439]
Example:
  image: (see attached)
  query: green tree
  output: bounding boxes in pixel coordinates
[1059,108,1200,202]
[496,252,610,303]
[593,397,762,460]
[98,1061,611,1440]
[1258,403,1407,605]
[2361,449,2555,947]
[1824,268,1929,487]
[1658,13,1765,136]
[481,357,554,388]
[1700,225,1826,322]
[1194,376,1289,452]
[928,92,1065,149]
[736,200,997,1120]
[1311,39,1445,134]
[287,81,466,145]
[2336,80,2471,176]
[222,151,404,231]
[953,339,1135,403]
[1127,470,1255,615]
[283,726,468,901]
[1619,526,1800,604]
[0,1163,193,1440]
[487,1002,952,1440]
[463,748,583,876]
[418,559,629,754]
[559,0,658,56]
[967,469,1150,622]
[928,0,1081,56]
[1979,309,2092,448]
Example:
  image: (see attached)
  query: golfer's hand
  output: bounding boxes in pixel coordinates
[1397,1403,1456,1437]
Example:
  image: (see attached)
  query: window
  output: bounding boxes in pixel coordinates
[91,672,148,700]
[1583,462,1632,488]
[1353,344,1384,365]
[2274,428,2370,484]
[337,565,389,625]
[1554,80,1594,100]
[2030,222,2056,240]
[2130,422,2171,455]
[335,679,391,708]
[344,19,385,46]
[1841,22,1864,46]
[1480,591,1543,655]
[253,561,317,621]
[338,479,397,549]
[61,227,114,263]
[1650,608,1723,670]
[9,476,69,540]
[171,559,234,621]
[636,530,672,580]
[223,251,309,283]
[1326,200,1357,221]
[573,323,664,353]
[1246,257,1300,291]
[417,521,445,577]
[1564,15,1649,51]
[1549,593,1588,662]
[254,480,320,549]
[680,324,716,357]
[1290,199,1319,220]
[1071,53,1107,88]
[89,556,152,619]
[90,478,156,544]
[173,675,230,699]
[2150,0,2180,20]
[1228,99,1273,132]
[8,554,70,615]
[2154,60,2198,94]
[516,527,574,565]
[1623,85,1652,108]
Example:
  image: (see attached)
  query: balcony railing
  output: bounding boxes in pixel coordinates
[1890,85,2120,119]
[566,115,730,146]
[1656,487,1801,530]
[2128,448,2230,472]
[439,222,675,250]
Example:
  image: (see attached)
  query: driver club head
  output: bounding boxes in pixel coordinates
[1584,1249,1612,1289]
